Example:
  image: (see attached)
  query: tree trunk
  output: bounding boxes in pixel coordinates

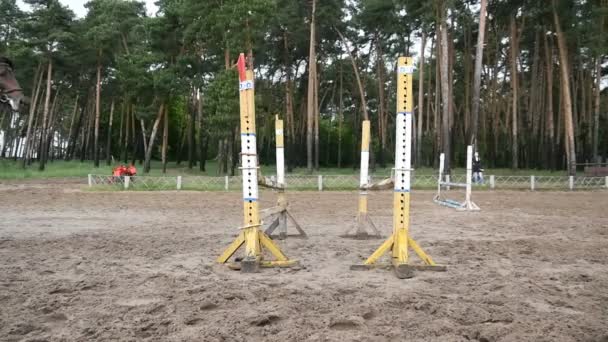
[198,91,206,172]
[217,139,224,175]
[553,2,577,175]
[510,16,519,169]
[140,119,148,158]
[67,95,86,161]
[105,99,115,165]
[593,57,601,159]
[283,30,295,142]
[336,28,369,121]
[306,0,316,173]
[230,127,238,176]
[338,62,343,168]
[78,98,89,162]
[143,103,165,173]
[176,122,184,165]
[162,105,168,173]
[434,22,442,167]
[426,37,434,136]
[83,98,94,162]
[64,94,79,161]
[222,137,229,174]
[544,33,555,169]
[463,24,471,140]
[123,103,131,163]
[38,58,53,171]
[131,105,137,164]
[224,45,230,70]
[416,31,426,167]
[45,86,61,161]
[94,49,102,167]
[21,62,43,167]
[28,104,41,163]
[314,61,320,171]
[118,101,125,162]
[377,37,387,167]
[439,9,451,173]
[188,92,195,169]
[528,31,541,168]
[470,0,487,146]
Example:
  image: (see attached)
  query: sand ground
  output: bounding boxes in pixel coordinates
[0,183,607,341]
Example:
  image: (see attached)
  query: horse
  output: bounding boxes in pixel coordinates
[0,56,24,112]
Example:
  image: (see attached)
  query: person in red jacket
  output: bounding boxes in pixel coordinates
[113,165,126,177]
[126,164,137,176]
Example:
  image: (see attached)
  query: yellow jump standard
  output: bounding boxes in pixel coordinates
[341,120,381,239]
[217,54,298,272]
[351,57,446,278]
[262,115,307,239]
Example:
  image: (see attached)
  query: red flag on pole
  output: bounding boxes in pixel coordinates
[237,53,246,82]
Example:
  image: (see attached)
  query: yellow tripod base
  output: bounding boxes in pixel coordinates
[217,227,298,272]
[351,229,446,278]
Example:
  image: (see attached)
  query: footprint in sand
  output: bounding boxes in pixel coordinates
[329,317,365,330]
[116,297,161,307]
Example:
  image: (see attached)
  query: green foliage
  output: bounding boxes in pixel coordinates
[2,0,606,175]
[21,0,75,57]
[205,69,239,138]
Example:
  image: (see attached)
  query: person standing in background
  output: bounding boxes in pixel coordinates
[473,152,484,184]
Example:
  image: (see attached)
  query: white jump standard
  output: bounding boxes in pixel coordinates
[262,115,307,239]
[351,57,445,279]
[341,120,381,239]
[434,145,480,211]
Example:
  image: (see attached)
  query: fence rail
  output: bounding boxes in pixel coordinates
[87,174,608,192]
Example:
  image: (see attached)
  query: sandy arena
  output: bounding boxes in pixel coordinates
[0,184,607,341]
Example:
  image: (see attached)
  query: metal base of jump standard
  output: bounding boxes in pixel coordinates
[341,120,382,240]
[433,145,480,211]
[217,54,298,272]
[352,57,445,279]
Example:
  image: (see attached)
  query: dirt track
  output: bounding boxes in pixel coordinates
[0,185,607,341]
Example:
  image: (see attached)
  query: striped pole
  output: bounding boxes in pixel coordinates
[355,56,443,277]
[465,145,473,204]
[275,115,287,239]
[238,65,261,260]
[392,58,415,263]
[217,53,296,271]
[344,118,381,238]
[262,115,307,239]
[275,115,285,187]
[437,153,445,197]
[358,120,371,220]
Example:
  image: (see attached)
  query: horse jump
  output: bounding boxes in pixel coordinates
[433,145,480,211]
[262,115,307,239]
[352,57,445,278]
[216,53,297,272]
[341,120,381,239]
